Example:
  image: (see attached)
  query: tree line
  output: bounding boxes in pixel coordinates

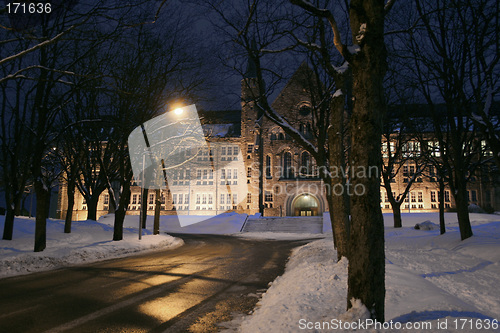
[0,1,212,251]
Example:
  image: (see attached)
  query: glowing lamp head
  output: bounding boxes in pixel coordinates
[174,108,183,115]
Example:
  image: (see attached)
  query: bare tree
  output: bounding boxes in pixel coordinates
[399,0,498,240]
[203,0,395,320]
[380,114,425,228]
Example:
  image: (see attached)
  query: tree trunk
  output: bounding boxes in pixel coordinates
[64,182,75,233]
[392,202,402,228]
[34,182,50,252]
[2,191,23,240]
[328,94,350,260]
[439,180,445,235]
[2,207,15,240]
[113,183,131,241]
[86,195,99,221]
[113,206,125,241]
[153,189,161,235]
[141,187,148,229]
[454,176,473,240]
[347,0,387,321]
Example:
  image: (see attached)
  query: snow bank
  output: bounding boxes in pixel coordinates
[0,216,183,278]
[233,238,347,332]
[414,220,439,230]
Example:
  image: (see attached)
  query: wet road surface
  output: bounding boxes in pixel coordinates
[0,234,312,332]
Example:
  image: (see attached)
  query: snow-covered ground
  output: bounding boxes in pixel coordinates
[0,212,251,278]
[1,212,499,332]
[228,213,500,332]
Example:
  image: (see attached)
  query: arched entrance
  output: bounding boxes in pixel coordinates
[292,193,319,216]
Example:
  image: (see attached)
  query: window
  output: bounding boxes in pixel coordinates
[385,192,389,202]
[196,194,201,204]
[173,194,177,205]
[471,190,477,202]
[482,140,493,156]
[184,194,189,204]
[445,191,450,202]
[247,144,254,153]
[132,194,137,205]
[266,155,272,178]
[428,141,441,157]
[300,152,311,175]
[197,148,209,161]
[149,193,154,205]
[411,192,416,202]
[247,193,252,203]
[265,191,273,202]
[299,105,311,116]
[382,141,395,158]
[382,142,388,158]
[247,167,252,178]
[418,192,423,203]
[282,152,293,178]
[403,165,408,177]
[409,165,415,176]
[221,145,239,161]
[104,194,109,205]
[220,194,225,204]
[403,141,421,157]
[431,191,436,202]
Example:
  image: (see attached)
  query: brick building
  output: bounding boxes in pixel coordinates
[57,63,499,221]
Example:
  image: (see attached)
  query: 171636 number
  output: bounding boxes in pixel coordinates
[6,2,52,14]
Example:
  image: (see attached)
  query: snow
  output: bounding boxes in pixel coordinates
[332,88,343,98]
[333,61,349,74]
[0,215,183,278]
[414,220,439,230]
[0,212,249,278]
[348,44,361,54]
[223,212,500,332]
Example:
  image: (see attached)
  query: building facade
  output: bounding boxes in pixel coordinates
[57,64,499,221]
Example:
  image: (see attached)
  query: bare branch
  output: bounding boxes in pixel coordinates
[384,0,398,14]
[0,25,78,67]
[290,0,351,61]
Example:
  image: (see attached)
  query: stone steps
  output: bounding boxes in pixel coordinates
[241,216,323,233]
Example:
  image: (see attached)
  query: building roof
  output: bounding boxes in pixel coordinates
[199,110,241,137]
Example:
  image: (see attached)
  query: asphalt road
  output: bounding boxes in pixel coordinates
[0,234,312,333]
